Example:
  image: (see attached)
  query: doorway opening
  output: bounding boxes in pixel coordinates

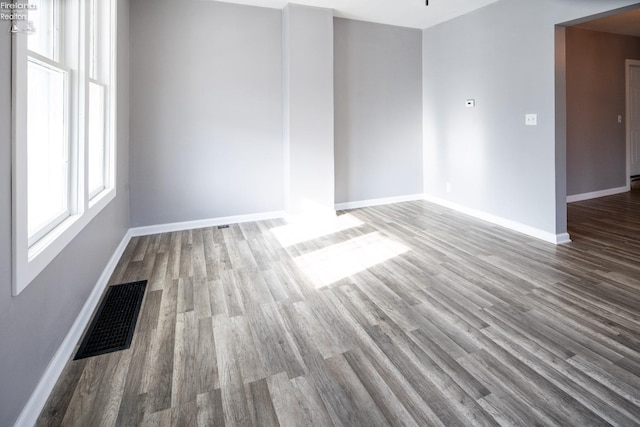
[557,5,640,242]
[627,59,640,191]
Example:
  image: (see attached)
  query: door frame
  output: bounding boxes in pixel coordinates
[625,59,640,189]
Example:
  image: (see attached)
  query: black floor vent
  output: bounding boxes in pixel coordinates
[218,225,230,229]
[74,280,147,360]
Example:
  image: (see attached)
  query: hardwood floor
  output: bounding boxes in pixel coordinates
[38,192,640,426]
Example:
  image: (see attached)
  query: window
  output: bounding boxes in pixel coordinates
[26,0,69,245]
[12,0,117,295]
[87,0,111,198]
[27,56,69,245]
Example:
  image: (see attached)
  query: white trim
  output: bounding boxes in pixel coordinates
[335,193,425,211]
[626,59,640,187]
[129,211,287,237]
[566,185,629,203]
[12,25,29,296]
[11,0,118,296]
[423,194,571,245]
[13,229,133,427]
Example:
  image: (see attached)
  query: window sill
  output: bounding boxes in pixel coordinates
[13,188,116,296]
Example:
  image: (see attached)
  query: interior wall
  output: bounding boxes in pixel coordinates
[0,0,131,424]
[334,18,423,203]
[129,0,284,227]
[566,27,640,196]
[422,0,640,238]
[283,5,335,218]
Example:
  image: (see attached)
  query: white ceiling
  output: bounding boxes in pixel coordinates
[213,0,500,29]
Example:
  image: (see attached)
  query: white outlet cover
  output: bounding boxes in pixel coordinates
[525,114,537,126]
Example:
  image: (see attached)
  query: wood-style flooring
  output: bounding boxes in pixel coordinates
[38,191,640,426]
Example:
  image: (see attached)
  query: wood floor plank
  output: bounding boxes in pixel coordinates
[140,408,172,427]
[193,277,212,319]
[213,316,252,426]
[196,390,225,427]
[246,303,306,380]
[142,278,178,414]
[171,311,198,407]
[323,353,390,427]
[196,317,219,393]
[148,251,169,292]
[171,401,197,426]
[342,348,420,427]
[116,329,154,425]
[266,372,309,427]
[208,279,229,318]
[247,379,280,427]
[167,231,182,280]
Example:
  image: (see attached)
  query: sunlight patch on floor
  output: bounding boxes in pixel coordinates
[270,213,364,247]
[293,232,410,288]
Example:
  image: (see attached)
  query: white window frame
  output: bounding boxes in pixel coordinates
[11,0,118,296]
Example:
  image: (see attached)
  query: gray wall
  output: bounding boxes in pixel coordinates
[130,0,283,227]
[422,0,640,237]
[0,0,131,424]
[283,5,335,218]
[335,18,423,203]
[566,27,640,196]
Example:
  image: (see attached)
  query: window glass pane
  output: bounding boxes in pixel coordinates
[27,58,69,239]
[88,81,106,196]
[28,0,56,60]
[89,0,97,79]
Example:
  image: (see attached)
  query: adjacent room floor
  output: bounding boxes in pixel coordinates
[38,192,640,426]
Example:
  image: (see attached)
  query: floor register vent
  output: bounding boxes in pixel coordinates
[74,280,147,360]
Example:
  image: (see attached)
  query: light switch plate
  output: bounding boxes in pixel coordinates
[466,99,475,108]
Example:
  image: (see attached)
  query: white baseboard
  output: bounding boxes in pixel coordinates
[129,211,286,237]
[423,194,571,245]
[555,233,572,244]
[566,185,629,203]
[335,193,425,211]
[14,229,134,427]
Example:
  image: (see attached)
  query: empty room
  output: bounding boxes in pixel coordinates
[3,0,640,425]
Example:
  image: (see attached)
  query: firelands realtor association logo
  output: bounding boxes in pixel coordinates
[1,2,37,34]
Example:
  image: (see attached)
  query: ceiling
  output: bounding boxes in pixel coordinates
[574,8,640,38]
[213,0,500,29]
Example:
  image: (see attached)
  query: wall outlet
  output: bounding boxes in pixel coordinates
[525,114,537,126]
[618,115,623,124]
[446,182,451,193]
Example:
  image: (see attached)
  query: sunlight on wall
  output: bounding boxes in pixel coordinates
[270,213,364,247]
[451,128,486,182]
[294,232,410,288]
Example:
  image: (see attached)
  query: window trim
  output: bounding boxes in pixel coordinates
[11,0,118,296]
